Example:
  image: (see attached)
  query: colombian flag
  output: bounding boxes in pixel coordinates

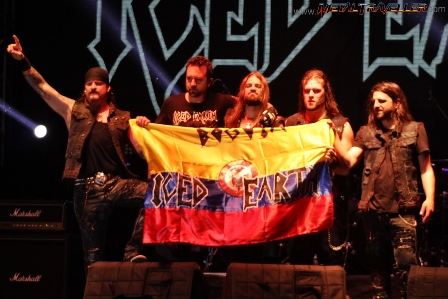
[129,120,334,246]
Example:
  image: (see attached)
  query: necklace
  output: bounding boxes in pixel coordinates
[243,116,253,129]
[96,110,109,123]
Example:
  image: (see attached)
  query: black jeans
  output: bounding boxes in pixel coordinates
[362,211,418,299]
[288,195,350,266]
[73,175,147,275]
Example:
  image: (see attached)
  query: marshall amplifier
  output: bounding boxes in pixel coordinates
[0,232,85,299]
[0,200,76,232]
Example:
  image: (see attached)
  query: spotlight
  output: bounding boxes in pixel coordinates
[0,100,47,138]
[34,125,47,138]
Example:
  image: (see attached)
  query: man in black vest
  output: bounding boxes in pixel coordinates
[333,81,435,299]
[285,69,355,268]
[7,35,149,275]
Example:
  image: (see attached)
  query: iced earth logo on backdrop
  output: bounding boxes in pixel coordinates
[87,0,447,114]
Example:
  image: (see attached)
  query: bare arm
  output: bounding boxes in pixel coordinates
[418,152,435,222]
[22,67,74,128]
[328,121,354,176]
[7,35,74,129]
[331,121,364,170]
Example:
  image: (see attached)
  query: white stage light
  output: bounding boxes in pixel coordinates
[34,125,47,138]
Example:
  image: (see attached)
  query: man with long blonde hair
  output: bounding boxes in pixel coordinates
[225,71,280,129]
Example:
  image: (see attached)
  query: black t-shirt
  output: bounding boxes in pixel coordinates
[371,129,397,212]
[155,92,235,127]
[79,121,126,178]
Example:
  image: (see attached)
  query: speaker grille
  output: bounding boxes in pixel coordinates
[0,233,84,299]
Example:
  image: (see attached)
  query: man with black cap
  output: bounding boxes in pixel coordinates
[7,35,149,275]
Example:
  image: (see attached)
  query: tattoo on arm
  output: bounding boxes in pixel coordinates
[24,70,53,102]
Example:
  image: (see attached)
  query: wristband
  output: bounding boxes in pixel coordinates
[18,56,31,71]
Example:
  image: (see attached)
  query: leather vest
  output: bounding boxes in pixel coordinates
[285,112,343,126]
[358,121,420,210]
[62,100,134,179]
[285,112,308,126]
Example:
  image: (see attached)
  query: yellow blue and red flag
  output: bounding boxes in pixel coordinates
[129,120,334,246]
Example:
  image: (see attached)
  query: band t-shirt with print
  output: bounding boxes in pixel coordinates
[155,92,236,127]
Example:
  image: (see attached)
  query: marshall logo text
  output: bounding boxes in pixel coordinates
[9,208,42,218]
[10,273,42,282]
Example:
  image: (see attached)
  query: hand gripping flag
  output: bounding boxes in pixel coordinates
[129,120,334,246]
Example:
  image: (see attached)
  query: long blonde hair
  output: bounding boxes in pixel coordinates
[225,72,270,128]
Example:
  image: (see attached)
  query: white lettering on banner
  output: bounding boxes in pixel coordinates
[86,0,447,114]
[150,164,319,212]
[9,208,42,218]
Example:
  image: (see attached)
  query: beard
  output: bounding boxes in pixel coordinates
[188,88,204,98]
[87,99,102,116]
[375,108,394,121]
[244,94,262,106]
[305,100,324,112]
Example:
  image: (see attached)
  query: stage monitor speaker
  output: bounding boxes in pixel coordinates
[223,263,346,299]
[0,232,84,299]
[84,261,207,299]
[407,265,448,299]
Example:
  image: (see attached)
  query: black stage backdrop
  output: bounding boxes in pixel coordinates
[1,0,447,200]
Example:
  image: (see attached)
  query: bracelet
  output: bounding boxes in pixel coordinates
[17,56,31,71]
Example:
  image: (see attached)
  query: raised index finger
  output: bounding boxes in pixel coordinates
[13,35,20,44]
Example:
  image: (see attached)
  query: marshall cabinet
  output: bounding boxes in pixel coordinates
[0,232,85,299]
[0,200,84,299]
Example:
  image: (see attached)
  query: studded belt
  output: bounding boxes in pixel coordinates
[74,172,113,186]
